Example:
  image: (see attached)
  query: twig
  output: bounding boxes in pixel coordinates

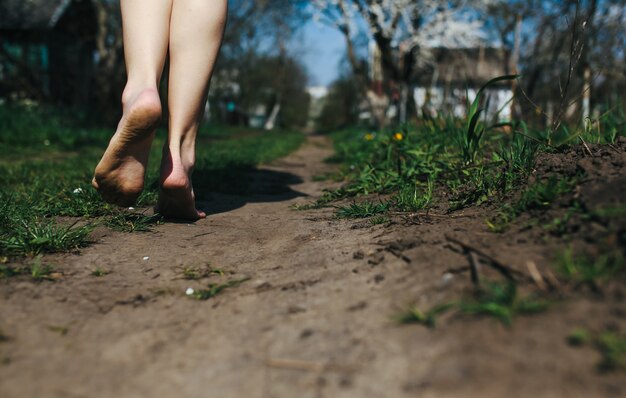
[469,251,482,287]
[578,136,594,157]
[542,267,562,291]
[526,261,547,291]
[445,235,522,282]
[266,358,357,373]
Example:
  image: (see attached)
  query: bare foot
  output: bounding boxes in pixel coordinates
[92,89,162,207]
[155,149,206,221]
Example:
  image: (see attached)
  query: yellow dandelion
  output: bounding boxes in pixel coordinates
[364,133,375,141]
[393,132,404,141]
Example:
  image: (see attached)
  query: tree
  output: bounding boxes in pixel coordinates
[317,73,361,132]
[92,0,125,122]
[485,0,626,126]
[211,0,312,128]
[310,0,495,127]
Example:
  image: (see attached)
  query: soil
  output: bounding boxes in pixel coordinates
[1,135,625,398]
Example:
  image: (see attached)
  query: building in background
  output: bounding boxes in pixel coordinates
[0,0,97,106]
[413,47,513,121]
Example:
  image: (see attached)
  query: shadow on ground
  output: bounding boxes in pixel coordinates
[191,165,306,216]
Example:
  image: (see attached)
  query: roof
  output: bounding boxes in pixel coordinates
[0,0,72,30]
[415,47,511,87]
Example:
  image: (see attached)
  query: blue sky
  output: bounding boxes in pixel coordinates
[296,21,347,87]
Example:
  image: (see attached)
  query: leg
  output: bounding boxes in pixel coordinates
[156,0,227,220]
[92,0,173,206]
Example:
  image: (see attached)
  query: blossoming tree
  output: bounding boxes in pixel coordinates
[311,0,498,126]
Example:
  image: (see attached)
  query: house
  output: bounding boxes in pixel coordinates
[413,47,514,120]
[0,0,97,105]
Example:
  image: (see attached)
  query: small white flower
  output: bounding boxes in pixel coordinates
[186,288,195,296]
[143,256,150,261]
[73,188,83,194]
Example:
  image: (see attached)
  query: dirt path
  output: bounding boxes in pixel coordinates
[1,135,625,397]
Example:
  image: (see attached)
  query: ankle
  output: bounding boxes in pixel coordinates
[121,85,159,110]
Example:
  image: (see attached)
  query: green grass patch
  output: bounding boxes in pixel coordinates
[174,264,225,280]
[458,282,548,326]
[556,248,624,287]
[0,103,304,257]
[318,78,624,221]
[104,213,162,233]
[187,277,250,300]
[0,219,92,256]
[399,281,549,328]
[487,176,579,232]
[91,267,110,277]
[0,255,58,281]
[568,328,626,372]
[336,201,390,219]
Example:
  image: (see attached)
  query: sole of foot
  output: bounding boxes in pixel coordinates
[92,89,162,207]
[155,154,206,221]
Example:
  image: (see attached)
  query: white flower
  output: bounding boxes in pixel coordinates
[186,288,195,296]
[73,188,83,194]
[142,256,150,261]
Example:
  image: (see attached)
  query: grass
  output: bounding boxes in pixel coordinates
[0,219,93,256]
[0,103,304,258]
[458,282,548,326]
[104,213,162,233]
[91,267,110,277]
[399,281,549,327]
[336,201,390,219]
[487,176,580,232]
[397,303,455,328]
[187,277,250,301]
[568,328,626,372]
[556,248,624,287]
[307,76,624,224]
[174,264,225,280]
[0,255,58,281]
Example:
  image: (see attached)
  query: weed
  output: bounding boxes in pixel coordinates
[456,75,518,164]
[175,264,224,280]
[496,126,538,174]
[392,180,433,212]
[459,282,548,326]
[516,177,577,211]
[105,213,162,233]
[336,201,390,219]
[47,325,69,336]
[596,332,626,372]
[488,176,579,232]
[397,303,456,328]
[400,281,548,328]
[369,215,390,225]
[0,264,22,279]
[567,328,626,372]
[91,267,110,277]
[557,248,624,286]
[0,219,92,256]
[187,278,250,300]
[567,328,591,347]
[30,256,56,281]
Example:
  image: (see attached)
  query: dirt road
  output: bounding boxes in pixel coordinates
[1,135,624,397]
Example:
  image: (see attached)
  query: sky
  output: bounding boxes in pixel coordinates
[296,21,347,87]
